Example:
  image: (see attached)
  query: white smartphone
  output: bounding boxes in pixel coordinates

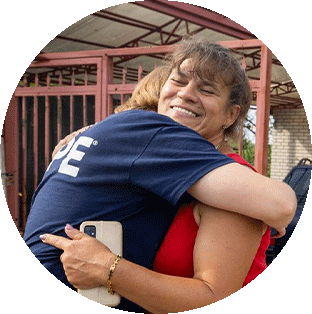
[78,221,123,307]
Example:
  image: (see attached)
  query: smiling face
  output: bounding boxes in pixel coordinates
[158,59,239,144]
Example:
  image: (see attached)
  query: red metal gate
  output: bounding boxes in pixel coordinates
[4,47,174,233]
[12,57,104,231]
[3,40,271,233]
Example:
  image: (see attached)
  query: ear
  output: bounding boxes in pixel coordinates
[225,105,241,128]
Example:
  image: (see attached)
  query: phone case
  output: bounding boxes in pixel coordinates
[78,221,123,307]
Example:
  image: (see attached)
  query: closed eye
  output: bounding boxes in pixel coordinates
[200,88,215,95]
[171,78,187,86]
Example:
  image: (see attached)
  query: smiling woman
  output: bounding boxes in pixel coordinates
[160,38,252,143]
[158,58,238,144]
[171,106,198,117]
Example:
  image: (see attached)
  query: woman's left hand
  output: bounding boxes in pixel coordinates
[40,224,116,289]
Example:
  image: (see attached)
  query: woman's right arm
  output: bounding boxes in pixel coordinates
[187,162,296,230]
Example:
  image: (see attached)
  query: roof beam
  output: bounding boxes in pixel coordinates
[135,0,256,39]
[56,35,114,49]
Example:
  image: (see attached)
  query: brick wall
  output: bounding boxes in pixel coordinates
[271,106,312,181]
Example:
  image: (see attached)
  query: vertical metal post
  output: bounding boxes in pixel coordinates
[70,95,74,133]
[22,96,27,227]
[238,120,244,156]
[83,94,87,126]
[254,45,272,175]
[238,57,246,156]
[121,68,127,105]
[138,64,143,81]
[33,96,38,189]
[101,55,114,121]
[44,96,50,168]
[3,95,20,228]
[57,95,62,143]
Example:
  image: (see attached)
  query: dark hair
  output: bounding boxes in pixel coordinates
[166,36,252,140]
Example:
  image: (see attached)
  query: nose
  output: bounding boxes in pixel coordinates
[177,82,199,104]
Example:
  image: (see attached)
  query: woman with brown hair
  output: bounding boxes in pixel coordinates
[39,37,294,313]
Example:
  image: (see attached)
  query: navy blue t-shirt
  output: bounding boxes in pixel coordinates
[24,110,234,312]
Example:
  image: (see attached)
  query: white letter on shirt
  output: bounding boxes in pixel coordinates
[58,136,94,177]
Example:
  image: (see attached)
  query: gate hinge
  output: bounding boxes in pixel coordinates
[1,172,15,186]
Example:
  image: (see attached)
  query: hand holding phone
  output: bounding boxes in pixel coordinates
[78,221,123,307]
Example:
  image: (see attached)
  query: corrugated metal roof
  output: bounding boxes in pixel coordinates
[36,2,300,107]
[44,3,237,52]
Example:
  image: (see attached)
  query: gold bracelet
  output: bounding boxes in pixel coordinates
[107,255,121,295]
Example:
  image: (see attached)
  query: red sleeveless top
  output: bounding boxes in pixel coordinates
[153,153,271,286]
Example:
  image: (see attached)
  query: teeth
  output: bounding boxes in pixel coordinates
[173,106,197,117]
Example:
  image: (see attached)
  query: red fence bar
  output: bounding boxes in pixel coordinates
[83,95,87,126]
[21,96,27,227]
[44,96,50,169]
[33,96,38,189]
[3,96,20,227]
[57,95,62,143]
[70,95,74,133]
[254,45,272,175]
[101,55,114,119]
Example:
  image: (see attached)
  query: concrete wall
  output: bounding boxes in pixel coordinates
[270,106,312,181]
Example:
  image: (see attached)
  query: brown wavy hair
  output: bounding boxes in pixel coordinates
[166,36,252,140]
